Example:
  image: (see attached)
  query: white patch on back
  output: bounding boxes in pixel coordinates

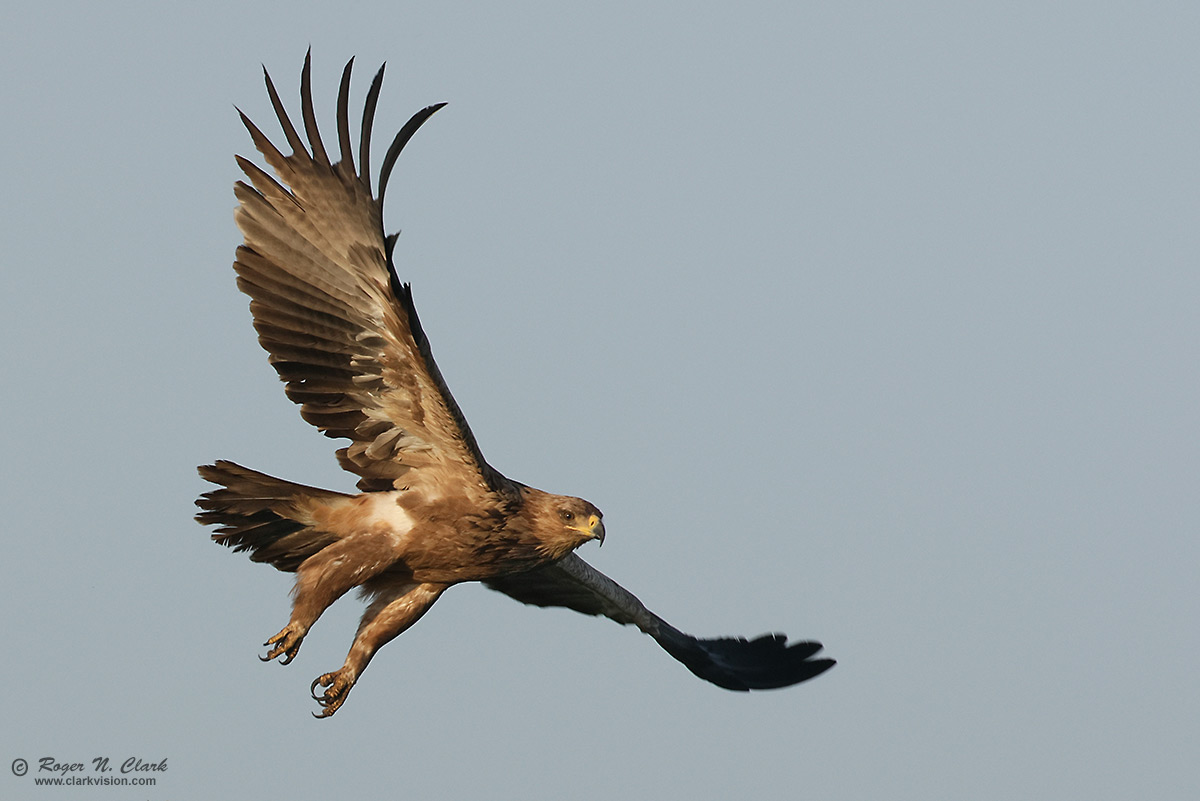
[365,492,417,549]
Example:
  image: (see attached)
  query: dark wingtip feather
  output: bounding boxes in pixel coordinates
[300,49,330,167]
[654,629,835,691]
[377,102,447,203]
[336,57,356,169]
[234,111,292,183]
[359,63,386,194]
[263,64,306,158]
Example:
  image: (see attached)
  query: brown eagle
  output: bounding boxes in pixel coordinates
[196,53,834,717]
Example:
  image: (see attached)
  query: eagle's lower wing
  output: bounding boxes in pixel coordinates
[484,554,835,690]
[231,52,513,499]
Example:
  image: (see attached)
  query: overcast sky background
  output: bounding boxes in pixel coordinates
[2,3,1197,799]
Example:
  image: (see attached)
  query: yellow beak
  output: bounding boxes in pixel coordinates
[568,514,606,546]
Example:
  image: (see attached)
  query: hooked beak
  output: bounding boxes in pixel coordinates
[568,515,606,547]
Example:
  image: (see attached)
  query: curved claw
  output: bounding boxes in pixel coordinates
[309,669,354,717]
[260,624,305,664]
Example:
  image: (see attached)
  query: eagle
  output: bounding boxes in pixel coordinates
[196,52,834,717]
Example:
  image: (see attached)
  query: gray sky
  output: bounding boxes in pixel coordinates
[3,3,1197,799]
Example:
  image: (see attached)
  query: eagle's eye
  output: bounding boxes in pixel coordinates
[560,509,575,522]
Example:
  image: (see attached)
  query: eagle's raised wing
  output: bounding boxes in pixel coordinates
[485,555,835,690]
[231,52,512,500]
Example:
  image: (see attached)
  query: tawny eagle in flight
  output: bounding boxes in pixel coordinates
[196,53,834,717]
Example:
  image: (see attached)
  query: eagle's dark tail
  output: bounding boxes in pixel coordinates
[195,460,350,572]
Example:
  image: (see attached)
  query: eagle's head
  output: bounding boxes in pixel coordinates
[554,498,605,547]
[524,490,605,558]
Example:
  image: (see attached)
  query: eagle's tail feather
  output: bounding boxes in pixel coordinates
[195,460,350,572]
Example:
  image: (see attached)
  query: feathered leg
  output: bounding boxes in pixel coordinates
[310,579,446,717]
[263,534,406,664]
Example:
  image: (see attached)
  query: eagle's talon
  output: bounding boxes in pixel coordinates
[260,624,305,664]
[309,669,354,717]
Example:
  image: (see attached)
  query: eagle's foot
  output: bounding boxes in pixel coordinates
[310,669,355,718]
[260,623,306,665]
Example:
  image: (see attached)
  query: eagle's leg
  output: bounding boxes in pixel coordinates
[310,579,445,718]
[262,535,403,665]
